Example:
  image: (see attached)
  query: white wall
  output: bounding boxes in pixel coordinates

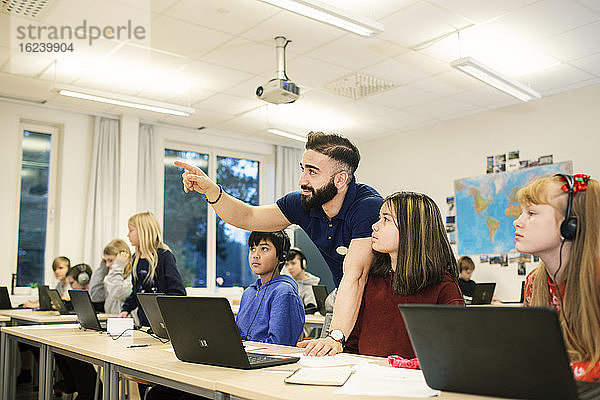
[357,83,600,301]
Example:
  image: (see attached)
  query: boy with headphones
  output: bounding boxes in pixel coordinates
[282,247,321,311]
[66,263,92,290]
[236,231,305,346]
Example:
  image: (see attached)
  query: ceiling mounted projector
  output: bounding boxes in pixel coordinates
[256,36,300,104]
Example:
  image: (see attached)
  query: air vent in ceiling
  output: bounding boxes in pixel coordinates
[1,0,54,20]
[325,72,396,100]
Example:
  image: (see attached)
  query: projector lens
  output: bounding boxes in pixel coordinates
[256,86,263,96]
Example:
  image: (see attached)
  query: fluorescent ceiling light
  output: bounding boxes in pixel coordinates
[451,57,541,102]
[58,87,195,117]
[268,128,307,142]
[258,0,383,37]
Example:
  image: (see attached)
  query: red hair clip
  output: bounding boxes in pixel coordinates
[560,174,591,194]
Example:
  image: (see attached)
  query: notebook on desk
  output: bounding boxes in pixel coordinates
[398,305,600,400]
[69,290,106,331]
[137,293,169,339]
[47,288,76,315]
[156,296,300,369]
[470,282,496,305]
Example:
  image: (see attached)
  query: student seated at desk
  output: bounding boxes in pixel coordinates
[342,192,464,358]
[457,255,476,298]
[120,211,186,327]
[237,230,305,346]
[281,247,320,311]
[89,239,133,314]
[515,174,600,382]
[54,263,102,400]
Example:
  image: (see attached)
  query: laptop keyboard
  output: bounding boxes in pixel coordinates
[576,381,600,400]
[247,353,273,364]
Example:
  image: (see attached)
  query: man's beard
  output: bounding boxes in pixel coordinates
[301,177,338,211]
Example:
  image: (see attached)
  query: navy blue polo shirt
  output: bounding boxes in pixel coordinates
[276,178,383,286]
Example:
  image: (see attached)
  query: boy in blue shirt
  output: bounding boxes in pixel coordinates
[236,230,305,346]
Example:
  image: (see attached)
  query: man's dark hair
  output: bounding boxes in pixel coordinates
[248,231,291,271]
[305,132,360,175]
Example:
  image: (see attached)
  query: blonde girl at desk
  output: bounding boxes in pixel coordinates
[515,174,600,382]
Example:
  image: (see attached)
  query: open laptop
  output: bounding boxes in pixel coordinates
[69,290,106,331]
[0,286,13,309]
[156,296,300,369]
[398,305,600,400]
[312,285,329,315]
[35,285,53,311]
[137,293,169,339]
[47,288,76,315]
[470,282,496,305]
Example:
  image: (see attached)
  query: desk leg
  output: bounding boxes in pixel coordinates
[39,344,52,400]
[1,332,17,400]
[215,392,231,400]
[103,361,118,400]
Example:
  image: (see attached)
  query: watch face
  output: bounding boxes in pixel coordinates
[330,329,343,341]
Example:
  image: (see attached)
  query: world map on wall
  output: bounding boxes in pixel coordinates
[455,162,573,255]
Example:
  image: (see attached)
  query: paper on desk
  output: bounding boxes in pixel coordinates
[289,353,369,368]
[335,364,440,397]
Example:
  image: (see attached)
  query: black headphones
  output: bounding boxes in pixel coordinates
[72,264,90,286]
[273,231,291,264]
[288,247,307,269]
[555,174,577,240]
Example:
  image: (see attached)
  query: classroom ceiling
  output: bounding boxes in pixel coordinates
[1,0,600,145]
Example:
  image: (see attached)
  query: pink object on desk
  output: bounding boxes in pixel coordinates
[388,355,420,369]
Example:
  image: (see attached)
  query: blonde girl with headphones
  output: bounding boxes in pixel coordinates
[89,239,133,314]
[120,211,185,327]
[514,174,600,381]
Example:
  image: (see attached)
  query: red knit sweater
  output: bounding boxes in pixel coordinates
[345,272,464,358]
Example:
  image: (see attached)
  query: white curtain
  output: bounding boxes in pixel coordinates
[136,123,160,215]
[83,117,120,265]
[275,145,303,199]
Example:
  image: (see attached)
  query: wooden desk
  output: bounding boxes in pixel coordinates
[1,325,510,400]
[0,308,114,325]
[0,316,9,326]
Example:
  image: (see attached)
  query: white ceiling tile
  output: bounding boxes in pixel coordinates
[185,107,234,126]
[201,38,278,75]
[336,101,397,124]
[166,0,279,35]
[428,0,539,24]
[362,51,449,85]
[297,89,354,109]
[151,15,233,57]
[365,85,439,109]
[338,122,391,141]
[3,52,55,77]
[410,69,479,96]
[403,97,480,119]
[151,0,179,14]
[367,109,434,130]
[179,61,254,92]
[377,2,471,48]
[450,85,518,107]
[194,93,262,116]
[306,36,405,70]
[216,117,267,136]
[0,46,11,68]
[574,0,600,15]
[485,0,599,42]
[109,43,189,71]
[241,11,349,55]
[37,39,122,84]
[0,14,11,48]
[136,86,213,104]
[286,55,352,90]
[570,52,600,77]
[344,0,418,20]
[537,21,600,62]
[543,77,600,96]
[517,63,595,94]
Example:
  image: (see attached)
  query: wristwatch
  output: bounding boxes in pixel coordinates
[327,329,345,345]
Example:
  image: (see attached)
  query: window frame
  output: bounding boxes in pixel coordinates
[14,122,61,289]
[161,140,268,295]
